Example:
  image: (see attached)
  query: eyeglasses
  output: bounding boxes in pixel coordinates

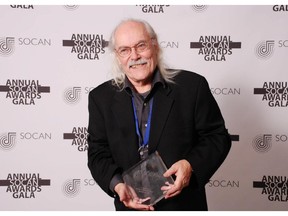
[115,39,154,58]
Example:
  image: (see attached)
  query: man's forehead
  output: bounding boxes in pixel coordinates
[116,21,144,31]
[114,22,149,46]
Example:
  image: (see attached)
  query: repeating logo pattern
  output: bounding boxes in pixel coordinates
[255,40,275,59]
[63,127,88,152]
[0,5,287,211]
[0,132,16,151]
[254,82,288,107]
[62,179,81,198]
[0,79,50,105]
[211,87,241,96]
[63,87,81,104]
[0,37,15,57]
[252,134,272,153]
[62,34,108,60]
[253,176,288,202]
[190,36,241,61]
[208,179,240,188]
[0,173,50,199]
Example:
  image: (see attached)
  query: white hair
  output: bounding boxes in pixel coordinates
[108,18,179,90]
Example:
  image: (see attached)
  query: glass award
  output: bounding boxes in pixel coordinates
[122,151,175,206]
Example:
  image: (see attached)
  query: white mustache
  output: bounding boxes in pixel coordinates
[128,59,148,67]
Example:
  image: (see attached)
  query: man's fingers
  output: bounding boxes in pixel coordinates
[161,181,174,192]
[163,179,183,198]
[122,196,154,211]
[163,166,177,177]
[136,197,151,204]
[129,199,153,210]
[165,189,181,199]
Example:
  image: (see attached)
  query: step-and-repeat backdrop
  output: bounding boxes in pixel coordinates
[1,5,288,211]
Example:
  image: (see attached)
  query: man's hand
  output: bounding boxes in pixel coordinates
[114,183,154,211]
[162,159,192,199]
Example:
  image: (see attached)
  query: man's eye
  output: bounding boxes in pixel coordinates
[119,48,129,54]
[137,43,146,50]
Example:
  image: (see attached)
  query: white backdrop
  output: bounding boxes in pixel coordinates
[1,5,288,211]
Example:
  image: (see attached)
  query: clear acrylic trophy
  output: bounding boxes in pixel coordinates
[122,151,175,206]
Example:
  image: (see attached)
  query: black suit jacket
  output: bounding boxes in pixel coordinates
[87,70,231,210]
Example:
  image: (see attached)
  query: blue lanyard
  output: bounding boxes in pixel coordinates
[131,97,153,148]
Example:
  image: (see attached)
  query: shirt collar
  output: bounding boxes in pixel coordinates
[124,67,166,96]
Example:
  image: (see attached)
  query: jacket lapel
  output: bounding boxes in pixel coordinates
[149,85,174,153]
[111,90,139,162]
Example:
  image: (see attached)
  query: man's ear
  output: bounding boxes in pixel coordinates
[151,38,157,46]
[116,55,122,65]
[151,38,159,52]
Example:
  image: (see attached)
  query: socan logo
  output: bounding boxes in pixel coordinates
[63,127,88,152]
[191,5,208,12]
[0,79,50,105]
[254,82,288,107]
[211,87,240,96]
[0,37,15,57]
[252,134,272,153]
[63,87,81,104]
[208,179,239,188]
[20,132,51,140]
[1,36,51,57]
[62,179,81,198]
[252,133,288,153]
[18,38,51,46]
[62,34,108,60]
[190,36,241,61]
[0,173,50,199]
[0,132,16,151]
[255,40,275,59]
[253,175,288,202]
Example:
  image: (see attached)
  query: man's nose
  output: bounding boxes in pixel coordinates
[130,47,141,59]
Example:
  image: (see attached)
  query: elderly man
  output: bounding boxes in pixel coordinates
[87,18,231,211]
